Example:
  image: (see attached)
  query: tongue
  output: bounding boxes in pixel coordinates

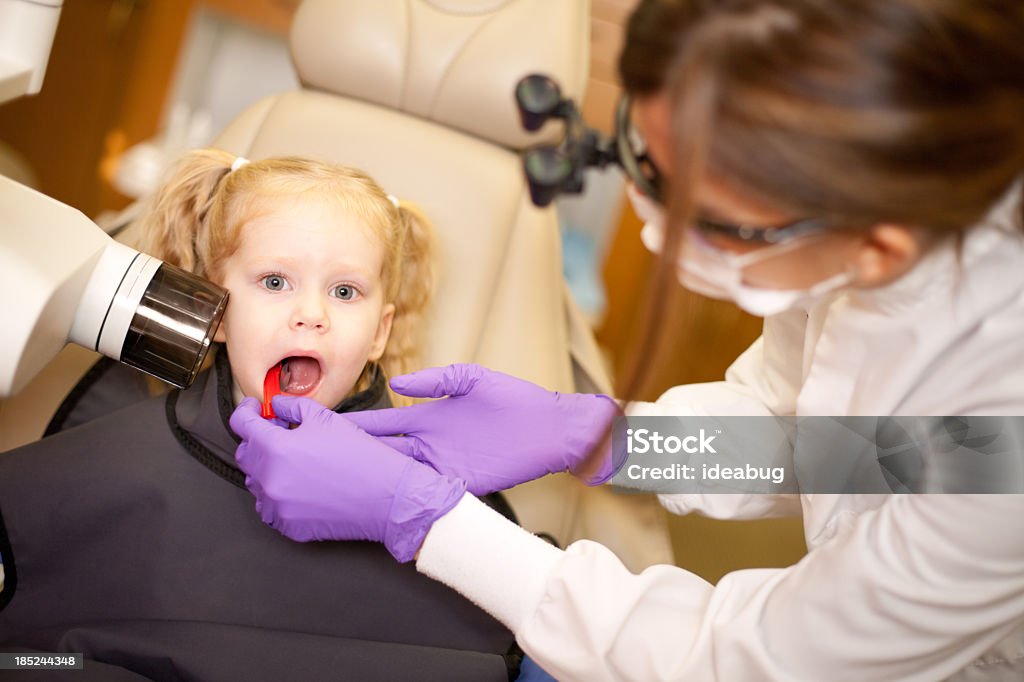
[280,357,321,394]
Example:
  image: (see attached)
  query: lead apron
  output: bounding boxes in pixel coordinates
[0,353,516,681]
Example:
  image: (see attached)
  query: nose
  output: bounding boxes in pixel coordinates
[289,292,330,333]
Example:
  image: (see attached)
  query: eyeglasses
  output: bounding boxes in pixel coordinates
[616,96,664,203]
[620,100,838,247]
[515,76,669,207]
[694,215,834,245]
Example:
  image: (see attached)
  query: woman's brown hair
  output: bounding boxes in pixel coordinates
[616,0,1024,400]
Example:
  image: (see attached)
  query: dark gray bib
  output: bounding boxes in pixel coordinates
[0,353,516,681]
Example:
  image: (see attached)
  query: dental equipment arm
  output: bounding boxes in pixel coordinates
[0,1,227,398]
[0,175,227,397]
[0,0,61,105]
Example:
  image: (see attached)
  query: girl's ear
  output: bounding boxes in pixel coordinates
[368,303,396,362]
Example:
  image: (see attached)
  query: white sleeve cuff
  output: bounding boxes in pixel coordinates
[416,493,564,633]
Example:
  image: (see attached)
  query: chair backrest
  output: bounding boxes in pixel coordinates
[212,0,610,393]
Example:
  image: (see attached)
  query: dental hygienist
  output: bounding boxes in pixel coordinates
[229,1,1024,680]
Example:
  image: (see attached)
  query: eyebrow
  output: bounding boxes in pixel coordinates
[695,203,799,231]
[695,203,733,222]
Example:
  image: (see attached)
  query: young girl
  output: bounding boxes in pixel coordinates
[143,150,433,412]
[0,150,517,681]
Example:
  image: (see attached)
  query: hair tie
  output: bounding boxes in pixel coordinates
[386,194,400,208]
[231,156,250,172]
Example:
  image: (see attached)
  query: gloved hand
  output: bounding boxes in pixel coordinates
[230,395,466,562]
[344,364,626,496]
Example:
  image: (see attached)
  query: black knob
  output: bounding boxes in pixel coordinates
[523,146,572,207]
[516,74,564,132]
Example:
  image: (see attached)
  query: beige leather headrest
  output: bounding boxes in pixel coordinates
[290,0,589,150]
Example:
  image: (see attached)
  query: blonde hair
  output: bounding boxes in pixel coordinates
[137,148,434,407]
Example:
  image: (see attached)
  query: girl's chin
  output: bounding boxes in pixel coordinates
[299,387,347,409]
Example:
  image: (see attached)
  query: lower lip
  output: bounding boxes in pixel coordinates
[282,382,319,397]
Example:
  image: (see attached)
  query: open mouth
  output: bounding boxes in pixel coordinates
[261,355,323,419]
[278,356,322,395]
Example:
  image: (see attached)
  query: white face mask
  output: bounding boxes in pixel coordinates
[627,184,854,316]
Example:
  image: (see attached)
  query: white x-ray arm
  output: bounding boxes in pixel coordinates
[0,1,228,398]
[0,0,62,105]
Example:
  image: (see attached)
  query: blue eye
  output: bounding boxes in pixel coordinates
[261,274,289,291]
[332,284,359,301]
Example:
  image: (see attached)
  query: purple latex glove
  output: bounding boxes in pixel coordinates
[344,364,626,496]
[229,395,466,562]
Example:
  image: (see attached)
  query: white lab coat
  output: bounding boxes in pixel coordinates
[416,186,1024,681]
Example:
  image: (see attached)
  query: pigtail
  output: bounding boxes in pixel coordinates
[136,148,237,278]
[380,200,435,407]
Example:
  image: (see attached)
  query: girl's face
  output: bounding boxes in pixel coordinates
[214,195,394,408]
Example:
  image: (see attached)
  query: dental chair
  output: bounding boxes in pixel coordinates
[1,0,672,571]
